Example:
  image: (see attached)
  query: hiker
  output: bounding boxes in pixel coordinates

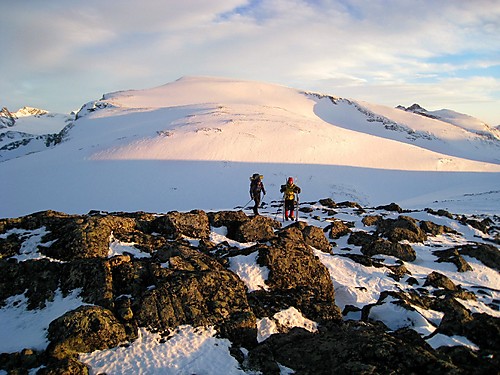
[249,173,266,215]
[280,177,301,220]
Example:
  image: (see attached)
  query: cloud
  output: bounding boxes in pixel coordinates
[1,0,499,124]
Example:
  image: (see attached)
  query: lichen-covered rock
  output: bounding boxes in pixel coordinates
[47,305,128,359]
[42,214,136,261]
[362,215,382,227]
[207,210,248,228]
[151,210,211,239]
[347,231,376,247]
[361,238,416,262]
[424,271,457,291]
[38,358,90,375]
[376,215,427,243]
[432,248,473,272]
[230,215,280,243]
[318,198,336,208]
[456,243,500,271]
[301,224,332,253]
[247,321,460,375]
[249,226,342,322]
[326,220,351,239]
[376,202,404,213]
[420,220,456,236]
[135,267,256,347]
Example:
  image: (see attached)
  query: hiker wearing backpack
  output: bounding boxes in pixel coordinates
[280,177,301,220]
[249,173,266,215]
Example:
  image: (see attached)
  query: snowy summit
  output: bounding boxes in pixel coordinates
[2,76,500,218]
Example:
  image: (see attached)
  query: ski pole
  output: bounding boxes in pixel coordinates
[235,198,253,210]
[295,193,300,221]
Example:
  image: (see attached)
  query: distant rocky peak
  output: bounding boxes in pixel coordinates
[406,103,427,112]
[0,107,16,128]
[14,106,49,117]
[397,103,427,113]
[397,103,439,120]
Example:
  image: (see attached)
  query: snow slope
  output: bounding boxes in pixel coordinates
[2,76,500,218]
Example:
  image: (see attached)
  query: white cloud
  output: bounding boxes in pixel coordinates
[1,0,499,124]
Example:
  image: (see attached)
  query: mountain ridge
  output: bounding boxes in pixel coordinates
[2,76,500,218]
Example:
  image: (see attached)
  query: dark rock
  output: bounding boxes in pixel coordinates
[457,243,500,271]
[0,349,44,374]
[301,224,332,253]
[0,259,63,309]
[337,253,385,268]
[318,198,336,208]
[460,313,500,351]
[38,358,90,375]
[337,201,363,210]
[459,216,494,234]
[135,267,256,347]
[247,227,341,322]
[385,264,411,281]
[376,202,404,213]
[438,303,500,353]
[362,215,382,227]
[436,297,473,336]
[247,321,460,375]
[432,248,473,272]
[230,215,280,243]
[207,210,248,229]
[326,220,351,239]
[0,232,23,259]
[425,208,454,219]
[151,210,211,239]
[47,305,128,359]
[424,271,458,291]
[376,215,427,243]
[347,231,375,247]
[420,220,456,236]
[43,214,136,261]
[437,346,499,375]
[406,276,419,285]
[361,238,416,262]
[298,206,314,213]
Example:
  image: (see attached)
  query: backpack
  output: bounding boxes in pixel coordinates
[250,174,264,194]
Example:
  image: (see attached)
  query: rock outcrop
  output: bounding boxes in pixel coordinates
[0,206,498,374]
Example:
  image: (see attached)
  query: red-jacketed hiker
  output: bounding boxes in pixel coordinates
[280,177,301,220]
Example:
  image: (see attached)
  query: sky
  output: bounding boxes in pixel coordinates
[1,0,499,125]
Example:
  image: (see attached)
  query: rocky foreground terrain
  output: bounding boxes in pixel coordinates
[0,200,499,374]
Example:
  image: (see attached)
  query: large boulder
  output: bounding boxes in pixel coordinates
[248,226,342,322]
[230,215,280,243]
[207,210,248,229]
[302,224,332,253]
[376,215,427,243]
[361,238,416,262]
[326,219,352,239]
[151,210,211,239]
[247,321,460,374]
[47,305,128,359]
[42,214,136,261]
[134,247,257,347]
[456,243,500,271]
[432,248,473,272]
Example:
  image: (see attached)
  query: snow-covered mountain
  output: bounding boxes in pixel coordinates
[0,76,499,374]
[1,76,500,218]
[0,106,73,162]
